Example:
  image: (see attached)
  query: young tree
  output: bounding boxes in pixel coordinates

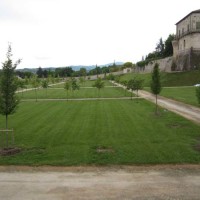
[127,79,135,100]
[31,75,40,102]
[151,63,162,114]
[93,78,105,97]
[71,78,80,97]
[64,80,71,100]
[196,86,200,104]
[120,80,128,96]
[0,45,21,148]
[41,79,48,97]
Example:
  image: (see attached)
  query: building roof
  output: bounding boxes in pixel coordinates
[176,9,200,25]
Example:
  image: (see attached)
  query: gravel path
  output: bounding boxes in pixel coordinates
[0,166,200,200]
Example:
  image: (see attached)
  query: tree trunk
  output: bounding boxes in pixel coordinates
[131,90,133,100]
[35,88,38,102]
[6,114,8,148]
[156,94,158,114]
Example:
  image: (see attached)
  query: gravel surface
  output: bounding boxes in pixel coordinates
[0,165,200,200]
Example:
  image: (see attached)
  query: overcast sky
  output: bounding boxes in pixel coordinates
[0,0,199,69]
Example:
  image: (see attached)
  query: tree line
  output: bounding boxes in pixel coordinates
[137,34,175,68]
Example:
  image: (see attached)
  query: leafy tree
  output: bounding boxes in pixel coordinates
[156,38,165,58]
[93,78,105,97]
[102,66,109,78]
[151,63,162,114]
[0,45,21,147]
[127,79,135,100]
[127,78,143,100]
[196,86,200,104]
[120,80,128,96]
[36,67,43,78]
[79,68,87,77]
[71,78,80,96]
[123,62,133,69]
[41,79,49,97]
[164,34,175,57]
[31,75,40,102]
[64,80,71,99]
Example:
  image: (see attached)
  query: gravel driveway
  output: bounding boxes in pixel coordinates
[0,165,200,200]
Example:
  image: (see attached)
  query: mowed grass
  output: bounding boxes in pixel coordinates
[50,80,114,88]
[0,100,200,165]
[18,87,132,99]
[144,86,199,107]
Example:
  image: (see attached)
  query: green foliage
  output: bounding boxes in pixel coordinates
[151,63,162,114]
[151,63,161,95]
[41,79,48,89]
[164,34,175,57]
[123,62,133,69]
[107,74,115,80]
[71,78,80,91]
[93,78,105,90]
[127,78,143,99]
[0,45,21,147]
[196,86,200,104]
[93,78,105,97]
[0,45,20,117]
[64,81,71,91]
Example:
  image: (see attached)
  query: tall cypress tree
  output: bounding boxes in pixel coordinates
[0,45,21,147]
[151,63,162,114]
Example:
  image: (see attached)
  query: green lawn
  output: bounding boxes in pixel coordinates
[18,87,132,99]
[0,100,200,165]
[144,86,199,107]
[50,80,114,88]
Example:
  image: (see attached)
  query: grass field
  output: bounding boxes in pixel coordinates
[144,86,199,107]
[50,80,114,88]
[0,99,200,165]
[119,70,200,87]
[18,86,132,99]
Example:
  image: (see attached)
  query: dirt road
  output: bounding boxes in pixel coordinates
[0,166,200,200]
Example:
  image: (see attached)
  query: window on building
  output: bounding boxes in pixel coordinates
[196,22,200,30]
[179,30,180,36]
[187,24,189,32]
[182,28,184,34]
[184,40,186,49]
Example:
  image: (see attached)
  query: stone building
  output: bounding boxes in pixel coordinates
[172,9,200,70]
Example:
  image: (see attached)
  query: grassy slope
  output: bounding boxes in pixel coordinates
[119,70,200,87]
[119,70,200,107]
[0,100,200,165]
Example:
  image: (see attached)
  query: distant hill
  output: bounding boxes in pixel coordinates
[17,62,124,73]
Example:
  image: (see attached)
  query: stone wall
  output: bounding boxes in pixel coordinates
[135,57,173,73]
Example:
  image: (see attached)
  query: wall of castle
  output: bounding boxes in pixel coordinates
[177,13,200,37]
[178,33,200,51]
